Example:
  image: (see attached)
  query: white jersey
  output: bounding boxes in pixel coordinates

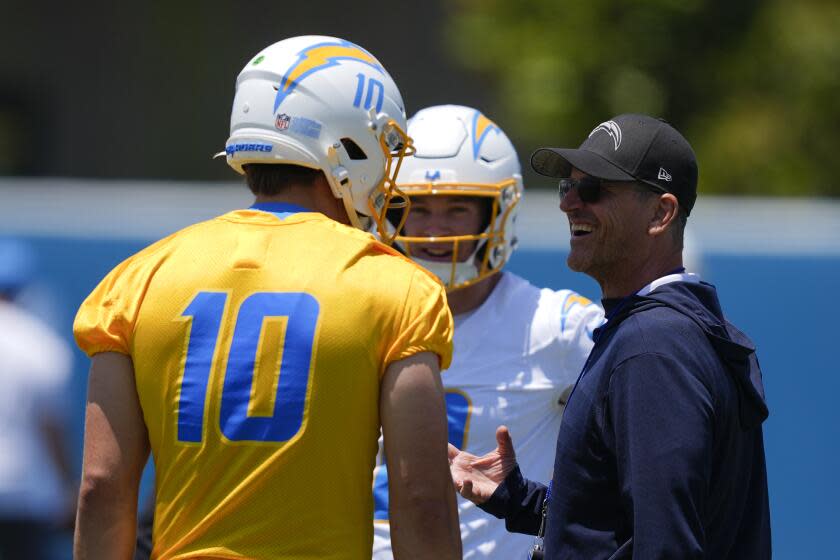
[372,272,604,559]
[0,299,73,520]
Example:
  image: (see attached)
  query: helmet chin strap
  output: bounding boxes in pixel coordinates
[411,239,485,290]
[337,182,372,231]
[413,258,479,289]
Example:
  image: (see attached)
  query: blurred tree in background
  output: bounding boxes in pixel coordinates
[446,0,840,196]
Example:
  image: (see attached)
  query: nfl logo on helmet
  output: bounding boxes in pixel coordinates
[275,113,290,130]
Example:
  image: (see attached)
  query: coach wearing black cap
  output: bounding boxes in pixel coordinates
[449,114,772,559]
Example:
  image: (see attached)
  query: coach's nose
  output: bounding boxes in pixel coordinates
[560,183,583,213]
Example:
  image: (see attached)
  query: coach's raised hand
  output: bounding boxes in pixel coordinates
[448,425,518,504]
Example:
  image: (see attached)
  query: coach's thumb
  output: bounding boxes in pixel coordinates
[496,425,516,458]
[461,479,476,501]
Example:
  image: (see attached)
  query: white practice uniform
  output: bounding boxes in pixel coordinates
[0,299,73,521]
[372,272,604,559]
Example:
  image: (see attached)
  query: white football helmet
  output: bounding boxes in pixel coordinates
[220,35,414,241]
[392,105,523,291]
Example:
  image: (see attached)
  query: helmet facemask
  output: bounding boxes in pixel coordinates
[331,114,415,244]
[366,119,415,244]
[391,180,521,291]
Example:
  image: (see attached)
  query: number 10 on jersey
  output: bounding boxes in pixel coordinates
[177,291,320,443]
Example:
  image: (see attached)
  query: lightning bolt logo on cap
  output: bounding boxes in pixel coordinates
[472,111,502,160]
[273,40,385,112]
[589,120,623,151]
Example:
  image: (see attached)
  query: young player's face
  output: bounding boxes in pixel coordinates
[559,168,653,285]
[402,195,486,262]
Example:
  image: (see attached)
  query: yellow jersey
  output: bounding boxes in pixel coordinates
[74,203,453,559]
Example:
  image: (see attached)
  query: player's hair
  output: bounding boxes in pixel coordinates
[243,164,325,196]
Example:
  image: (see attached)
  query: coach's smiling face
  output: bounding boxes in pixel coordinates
[560,168,658,297]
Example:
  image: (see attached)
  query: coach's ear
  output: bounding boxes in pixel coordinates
[648,193,679,237]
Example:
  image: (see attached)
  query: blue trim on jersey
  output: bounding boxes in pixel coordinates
[249,202,312,220]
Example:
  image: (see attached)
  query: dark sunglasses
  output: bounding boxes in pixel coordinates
[558,177,666,204]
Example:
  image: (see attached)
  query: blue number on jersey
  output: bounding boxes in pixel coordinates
[177,291,320,443]
[373,390,471,520]
[178,292,227,442]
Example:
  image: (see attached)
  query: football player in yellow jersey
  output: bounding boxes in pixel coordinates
[73,36,462,560]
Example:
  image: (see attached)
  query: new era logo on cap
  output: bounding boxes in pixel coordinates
[658,167,672,182]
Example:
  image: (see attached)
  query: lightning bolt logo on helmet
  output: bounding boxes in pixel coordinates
[472,111,502,159]
[274,40,385,112]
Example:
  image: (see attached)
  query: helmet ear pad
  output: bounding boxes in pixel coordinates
[474,205,493,263]
[475,197,494,235]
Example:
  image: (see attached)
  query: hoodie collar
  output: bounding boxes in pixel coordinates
[602,269,697,323]
[636,271,701,296]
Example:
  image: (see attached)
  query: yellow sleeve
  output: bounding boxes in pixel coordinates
[73,252,156,357]
[383,267,454,371]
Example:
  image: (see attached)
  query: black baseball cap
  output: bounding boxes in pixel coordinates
[531,114,699,214]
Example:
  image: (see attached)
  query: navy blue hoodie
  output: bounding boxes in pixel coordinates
[481,280,771,559]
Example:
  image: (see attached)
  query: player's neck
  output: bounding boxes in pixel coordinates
[448,272,502,316]
[254,178,350,226]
